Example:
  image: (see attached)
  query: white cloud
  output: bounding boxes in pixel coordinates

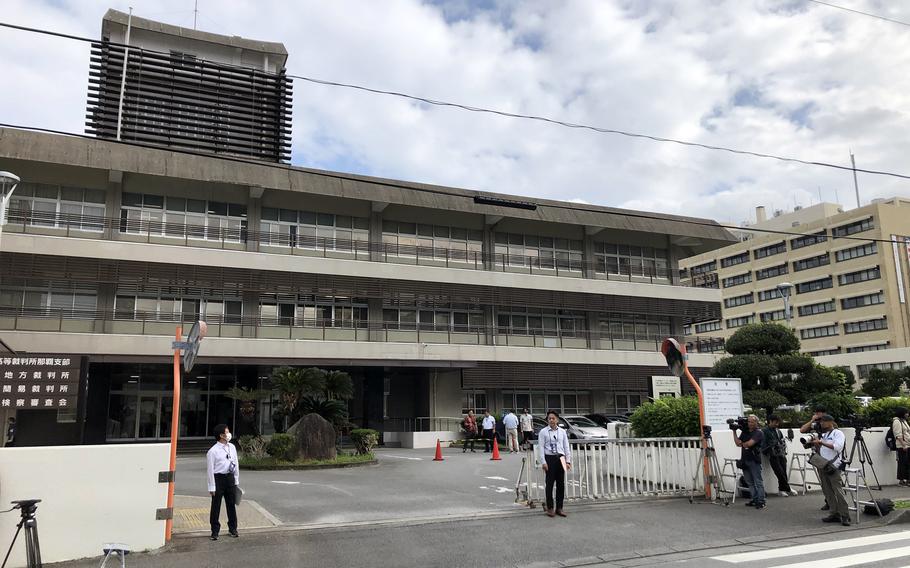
[0,0,908,225]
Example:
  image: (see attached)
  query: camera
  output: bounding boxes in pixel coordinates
[840,414,867,430]
[727,417,748,431]
[11,499,41,517]
[799,433,819,449]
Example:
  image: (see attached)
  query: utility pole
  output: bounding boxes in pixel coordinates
[115,7,133,141]
[194,0,199,30]
[850,151,861,208]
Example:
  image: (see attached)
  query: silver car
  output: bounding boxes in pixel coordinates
[562,415,610,439]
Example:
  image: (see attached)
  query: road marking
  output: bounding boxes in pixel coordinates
[486,476,509,481]
[383,455,424,461]
[769,545,910,568]
[712,531,910,563]
[271,481,301,485]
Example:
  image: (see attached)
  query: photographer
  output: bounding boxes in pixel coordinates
[893,407,910,486]
[762,415,797,497]
[810,415,851,526]
[732,414,766,509]
[799,405,826,435]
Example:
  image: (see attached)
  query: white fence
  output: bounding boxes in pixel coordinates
[517,438,703,503]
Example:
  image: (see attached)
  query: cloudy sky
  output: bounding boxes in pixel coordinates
[1,0,908,224]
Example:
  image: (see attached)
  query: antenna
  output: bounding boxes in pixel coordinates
[194,0,199,30]
[850,151,861,208]
[818,187,822,203]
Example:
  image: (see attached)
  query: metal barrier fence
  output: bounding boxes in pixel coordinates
[516,437,703,504]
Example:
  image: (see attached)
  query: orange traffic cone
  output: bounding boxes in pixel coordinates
[490,437,502,461]
[433,439,444,461]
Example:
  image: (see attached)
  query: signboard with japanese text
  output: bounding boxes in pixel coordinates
[651,376,682,399]
[1,354,80,410]
[699,377,744,428]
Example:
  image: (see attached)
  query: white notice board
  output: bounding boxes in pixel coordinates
[699,377,744,428]
[651,376,681,399]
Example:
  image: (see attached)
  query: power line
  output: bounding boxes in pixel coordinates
[806,0,910,28]
[0,121,905,249]
[1,20,910,182]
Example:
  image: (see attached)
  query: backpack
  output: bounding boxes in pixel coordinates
[863,498,894,516]
[886,427,897,452]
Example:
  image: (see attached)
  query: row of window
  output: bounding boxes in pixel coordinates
[9,183,106,232]
[800,317,888,339]
[463,390,596,415]
[857,361,906,378]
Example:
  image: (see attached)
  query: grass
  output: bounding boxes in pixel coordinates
[894,500,910,510]
[239,452,375,468]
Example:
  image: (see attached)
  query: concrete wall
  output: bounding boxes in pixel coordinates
[399,431,463,449]
[0,444,169,567]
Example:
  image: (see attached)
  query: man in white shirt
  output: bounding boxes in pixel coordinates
[481,410,496,452]
[520,409,534,450]
[207,423,240,540]
[502,410,520,453]
[811,415,850,526]
[538,411,572,517]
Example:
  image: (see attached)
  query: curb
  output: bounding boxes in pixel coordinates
[240,459,378,471]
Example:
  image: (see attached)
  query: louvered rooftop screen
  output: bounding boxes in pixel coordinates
[86,40,292,163]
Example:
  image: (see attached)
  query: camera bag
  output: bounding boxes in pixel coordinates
[863,498,894,516]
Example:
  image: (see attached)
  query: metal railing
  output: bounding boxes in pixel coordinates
[0,307,727,354]
[382,417,465,433]
[3,208,698,285]
[516,437,703,504]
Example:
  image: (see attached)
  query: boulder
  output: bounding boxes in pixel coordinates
[289,413,337,461]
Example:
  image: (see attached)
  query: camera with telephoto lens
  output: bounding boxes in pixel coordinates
[799,432,819,449]
[727,416,748,431]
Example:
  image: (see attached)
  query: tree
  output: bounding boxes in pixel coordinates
[863,368,904,399]
[225,386,269,436]
[724,323,800,356]
[832,366,856,390]
[743,389,787,416]
[268,367,354,428]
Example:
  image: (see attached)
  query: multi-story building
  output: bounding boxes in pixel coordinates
[681,199,910,380]
[0,12,733,447]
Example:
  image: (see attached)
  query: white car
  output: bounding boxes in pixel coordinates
[562,415,610,439]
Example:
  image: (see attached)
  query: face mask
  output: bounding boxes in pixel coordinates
[224,433,232,442]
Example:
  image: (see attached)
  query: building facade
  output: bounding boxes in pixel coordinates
[681,199,910,380]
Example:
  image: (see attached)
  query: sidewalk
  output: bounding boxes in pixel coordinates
[172,495,280,534]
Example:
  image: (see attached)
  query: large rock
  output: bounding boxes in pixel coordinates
[289,413,337,461]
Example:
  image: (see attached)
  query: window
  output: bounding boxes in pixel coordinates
[1,281,97,318]
[689,261,717,275]
[759,309,787,323]
[844,317,887,334]
[724,294,754,308]
[494,233,584,271]
[383,301,483,332]
[796,277,833,294]
[847,343,889,353]
[262,208,369,252]
[614,393,643,414]
[8,183,106,231]
[756,263,789,280]
[793,253,830,272]
[121,193,246,242]
[498,308,586,337]
[695,320,722,333]
[838,267,880,286]
[723,272,752,288]
[593,242,669,278]
[832,217,874,238]
[857,362,906,378]
[597,313,671,342]
[808,348,841,356]
[835,242,877,262]
[758,288,784,302]
[258,294,368,328]
[114,286,234,323]
[725,315,754,328]
[800,325,838,339]
[382,221,483,261]
[841,292,884,310]
[753,241,786,259]
[797,300,836,317]
[462,390,487,414]
[720,252,750,268]
[790,230,827,250]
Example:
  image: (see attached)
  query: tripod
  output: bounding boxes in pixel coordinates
[689,426,731,506]
[1,499,42,568]
[845,427,882,491]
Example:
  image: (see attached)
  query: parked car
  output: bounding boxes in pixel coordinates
[531,415,567,438]
[561,415,610,439]
[585,413,631,428]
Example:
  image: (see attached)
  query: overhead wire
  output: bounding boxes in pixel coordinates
[805,0,910,28]
[1,19,910,183]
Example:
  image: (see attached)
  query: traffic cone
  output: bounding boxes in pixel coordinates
[490,437,502,461]
[433,439,444,461]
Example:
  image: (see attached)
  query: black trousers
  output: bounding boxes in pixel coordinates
[464,431,478,451]
[768,454,792,492]
[544,454,565,511]
[483,429,494,451]
[898,449,910,481]
[210,473,238,535]
[522,431,534,446]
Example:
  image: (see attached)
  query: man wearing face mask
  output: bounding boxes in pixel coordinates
[207,423,240,540]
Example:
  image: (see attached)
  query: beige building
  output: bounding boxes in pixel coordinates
[681,198,910,379]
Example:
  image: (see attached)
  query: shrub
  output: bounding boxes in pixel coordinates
[238,435,268,459]
[266,433,296,460]
[724,323,799,356]
[630,396,700,437]
[773,409,812,429]
[743,389,787,414]
[862,397,910,426]
[808,392,860,422]
[350,429,379,455]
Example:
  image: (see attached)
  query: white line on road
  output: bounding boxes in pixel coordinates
[383,455,424,461]
[712,531,910,563]
[271,481,301,485]
[769,545,910,568]
[486,476,509,481]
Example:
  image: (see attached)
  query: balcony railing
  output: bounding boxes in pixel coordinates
[3,208,699,285]
[0,306,726,354]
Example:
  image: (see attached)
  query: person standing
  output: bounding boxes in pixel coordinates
[502,409,520,453]
[462,410,478,453]
[762,415,797,497]
[733,414,766,509]
[812,414,851,526]
[892,407,910,486]
[207,424,240,540]
[481,410,496,452]
[4,417,15,447]
[520,408,534,450]
[538,410,572,517]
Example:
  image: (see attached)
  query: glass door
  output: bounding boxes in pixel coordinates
[137,395,160,438]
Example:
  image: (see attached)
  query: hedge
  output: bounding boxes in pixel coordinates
[630,396,700,437]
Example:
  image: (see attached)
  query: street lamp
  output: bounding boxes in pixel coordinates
[0,171,21,253]
[776,282,794,327]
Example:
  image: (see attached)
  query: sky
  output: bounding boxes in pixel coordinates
[1,0,909,225]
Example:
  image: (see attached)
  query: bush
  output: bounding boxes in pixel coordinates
[238,435,268,459]
[266,433,296,460]
[808,392,860,422]
[743,389,787,414]
[862,397,910,426]
[773,409,812,429]
[724,323,800,356]
[630,396,700,437]
[350,429,379,455]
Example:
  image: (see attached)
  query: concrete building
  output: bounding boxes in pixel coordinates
[0,11,734,447]
[681,199,910,381]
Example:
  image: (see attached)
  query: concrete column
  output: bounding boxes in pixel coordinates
[583,227,600,279]
[241,290,260,338]
[482,215,501,271]
[586,311,599,348]
[667,235,681,285]
[94,283,116,333]
[106,170,123,240]
[483,305,495,346]
[246,186,263,253]
[370,202,387,262]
